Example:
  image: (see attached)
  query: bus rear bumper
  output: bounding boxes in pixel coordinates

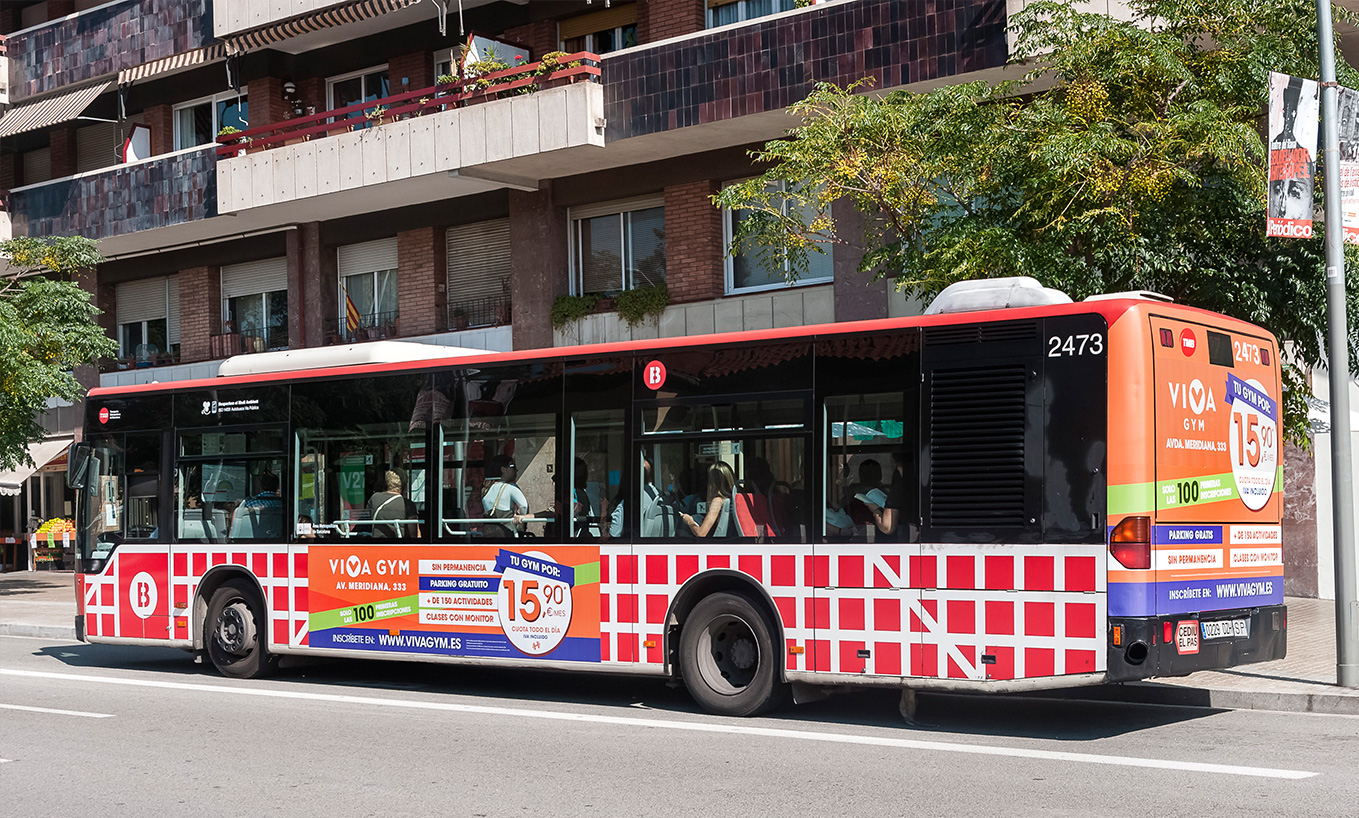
[1106,604,1287,682]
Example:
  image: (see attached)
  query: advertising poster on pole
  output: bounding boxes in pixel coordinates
[1266,72,1319,239]
[1338,85,1359,243]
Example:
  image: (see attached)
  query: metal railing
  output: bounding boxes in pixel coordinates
[324,309,400,344]
[448,295,511,330]
[215,52,601,158]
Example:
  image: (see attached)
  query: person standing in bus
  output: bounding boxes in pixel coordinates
[680,461,736,538]
[367,470,417,539]
[482,455,528,538]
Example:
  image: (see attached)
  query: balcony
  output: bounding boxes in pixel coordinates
[448,295,511,331]
[323,309,401,345]
[5,0,210,103]
[216,53,604,221]
[7,147,218,247]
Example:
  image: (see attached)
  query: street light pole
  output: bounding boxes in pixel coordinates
[1315,0,1359,689]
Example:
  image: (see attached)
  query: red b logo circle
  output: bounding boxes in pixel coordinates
[1179,329,1197,357]
[98,407,110,424]
[643,360,666,390]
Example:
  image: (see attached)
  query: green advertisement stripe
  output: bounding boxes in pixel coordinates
[573,561,600,587]
[1108,483,1156,515]
[310,593,421,632]
[1110,471,1283,516]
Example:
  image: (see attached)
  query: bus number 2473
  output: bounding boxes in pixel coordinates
[1048,334,1104,357]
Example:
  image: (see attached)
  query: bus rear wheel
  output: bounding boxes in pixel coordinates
[205,579,274,679]
[680,592,787,717]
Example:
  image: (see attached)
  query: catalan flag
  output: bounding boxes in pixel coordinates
[343,286,361,334]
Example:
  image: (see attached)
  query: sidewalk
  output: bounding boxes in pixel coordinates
[2,571,1357,714]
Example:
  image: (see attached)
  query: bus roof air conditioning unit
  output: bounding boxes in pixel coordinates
[924,276,1072,315]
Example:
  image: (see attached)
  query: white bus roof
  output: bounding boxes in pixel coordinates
[215,341,487,378]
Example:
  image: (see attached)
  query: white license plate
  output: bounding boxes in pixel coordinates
[1200,618,1250,640]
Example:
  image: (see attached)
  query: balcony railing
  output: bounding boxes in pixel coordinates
[324,310,400,345]
[449,295,511,330]
[216,52,601,158]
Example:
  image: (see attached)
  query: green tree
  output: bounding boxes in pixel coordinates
[0,236,116,470]
[717,0,1359,447]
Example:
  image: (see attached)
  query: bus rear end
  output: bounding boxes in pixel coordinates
[1107,307,1287,680]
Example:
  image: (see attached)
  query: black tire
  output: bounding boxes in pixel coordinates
[679,592,788,717]
[204,579,274,679]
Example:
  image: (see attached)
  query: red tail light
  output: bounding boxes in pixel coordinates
[1110,515,1152,569]
[1162,621,1174,644]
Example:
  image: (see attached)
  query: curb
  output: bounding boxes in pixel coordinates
[1035,681,1359,716]
[0,624,78,640]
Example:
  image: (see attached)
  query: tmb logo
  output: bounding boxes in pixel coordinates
[1179,328,1197,357]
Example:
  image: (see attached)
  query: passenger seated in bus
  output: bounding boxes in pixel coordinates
[864,452,912,539]
[845,459,884,527]
[230,473,284,539]
[366,470,418,538]
[572,457,600,539]
[482,455,528,538]
[680,461,737,538]
[639,451,676,537]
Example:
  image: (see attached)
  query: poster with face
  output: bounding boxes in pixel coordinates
[1266,72,1319,239]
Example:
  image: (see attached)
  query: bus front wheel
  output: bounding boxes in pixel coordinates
[680,592,787,717]
[205,579,274,679]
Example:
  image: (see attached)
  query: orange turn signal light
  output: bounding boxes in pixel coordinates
[1112,625,1123,647]
[1110,516,1152,570]
[789,645,805,655]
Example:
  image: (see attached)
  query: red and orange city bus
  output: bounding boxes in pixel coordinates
[68,278,1286,715]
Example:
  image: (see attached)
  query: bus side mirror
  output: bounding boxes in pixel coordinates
[67,441,92,490]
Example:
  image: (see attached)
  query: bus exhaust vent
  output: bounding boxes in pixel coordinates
[925,321,1038,346]
[929,365,1028,528]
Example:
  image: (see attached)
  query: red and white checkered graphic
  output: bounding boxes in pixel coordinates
[88,541,1104,684]
[85,544,308,648]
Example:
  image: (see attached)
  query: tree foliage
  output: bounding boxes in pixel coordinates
[716,0,1359,447]
[0,236,116,470]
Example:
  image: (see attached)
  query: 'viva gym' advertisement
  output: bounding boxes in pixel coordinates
[308,545,601,662]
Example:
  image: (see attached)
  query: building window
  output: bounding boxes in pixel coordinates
[558,3,639,54]
[337,239,400,342]
[115,277,179,365]
[174,92,249,151]
[327,66,390,112]
[708,0,797,28]
[724,181,833,294]
[570,198,665,296]
[221,259,289,353]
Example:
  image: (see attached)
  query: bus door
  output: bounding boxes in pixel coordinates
[1150,317,1283,619]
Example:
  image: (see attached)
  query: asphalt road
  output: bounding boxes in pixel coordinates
[1,634,1356,818]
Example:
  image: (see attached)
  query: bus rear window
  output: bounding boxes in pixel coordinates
[1208,331,1234,367]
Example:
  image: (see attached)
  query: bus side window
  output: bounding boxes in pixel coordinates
[570,410,624,542]
[124,434,161,540]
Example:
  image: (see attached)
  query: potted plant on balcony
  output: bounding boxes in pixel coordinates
[217,125,248,156]
[451,306,469,331]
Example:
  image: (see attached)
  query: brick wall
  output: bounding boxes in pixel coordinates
[143,104,175,155]
[0,152,19,190]
[396,227,444,337]
[663,180,722,304]
[176,266,220,363]
[644,0,702,42]
[504,20,558,60]
[246,76,288,127]
[388,51,434,93]
[296,77,326,117]
[49,126,77,178]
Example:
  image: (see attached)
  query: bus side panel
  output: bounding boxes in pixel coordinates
[1104,307,1158,618]
[1150,316,1283,615]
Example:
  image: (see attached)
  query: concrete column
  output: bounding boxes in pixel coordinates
[830,197,887,322]
[290,222,328,347]
[509,184,568,351]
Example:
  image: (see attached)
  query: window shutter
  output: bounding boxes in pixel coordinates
[22,148,51,185]
[338,238,398,277]
[221,257,288,300]
[76,121,117,173]
[167,276,181,345]
[446,219,510,303]
[116,278,168,324]
[559,3,638,41]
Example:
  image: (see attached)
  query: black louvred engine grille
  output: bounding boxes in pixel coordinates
[929,365,1027,528]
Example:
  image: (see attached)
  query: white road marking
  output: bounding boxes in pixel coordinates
[0,668,1316,780]
[0,703,114,719]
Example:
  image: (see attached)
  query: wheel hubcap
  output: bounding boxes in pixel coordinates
[697,614,759,695]
[215,601,254,657]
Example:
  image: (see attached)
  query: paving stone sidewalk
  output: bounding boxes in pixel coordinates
[2,571,1356,714]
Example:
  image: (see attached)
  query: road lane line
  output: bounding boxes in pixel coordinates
[0,703,114,719]
[0,668,1316,780]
